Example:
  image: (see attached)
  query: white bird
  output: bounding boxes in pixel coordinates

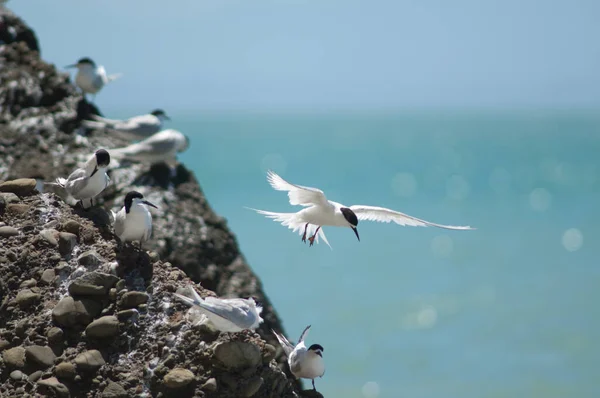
[53,149,111,209]
[65,57,122,101]
[82,109,170,140]
[248,170,475,248]
[272,325,325,391]
[173,285,263,333]
[109,129,189,167]
[113,191,158,249]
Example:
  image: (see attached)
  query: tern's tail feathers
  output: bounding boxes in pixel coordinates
[173,292,200,308]
[272,329,295,357]
[91,114,121,124]
[107,73,123,82]
[245,207,332,249]
[173,285,205,308]
[55,177,68,187]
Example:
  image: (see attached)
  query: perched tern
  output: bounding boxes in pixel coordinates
[53,149,111,209]
[113,191,158,249]
[82,109,170,140]
[248,171,475,248]
[272,325,325,391]
[65,57,122,100]
[109,129,189,167]
[173,285,263,332]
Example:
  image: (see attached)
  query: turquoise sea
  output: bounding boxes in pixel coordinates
[118,110,599,397]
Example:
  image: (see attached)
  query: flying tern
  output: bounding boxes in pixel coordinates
[173,285,263,332]
[272,325,325,391]
[248,170,475,248]
[109,129,189,167]
[52,149,111,209]
[82,109,170,140]
[113,191,158,249]
[65,57,122,101]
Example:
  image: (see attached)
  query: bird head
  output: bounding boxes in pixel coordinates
[124,191,158,213]
[151,109,171,121]
[308,344,324,358]
[89,149,110,176]
[66,57,95,69]
[340,207,360,241]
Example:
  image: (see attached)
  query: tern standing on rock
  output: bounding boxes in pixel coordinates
[54,149,111,209]
[65,57,122,101]
[248,170,475,248]
[82,109,170,140]
[272,325,325,391]
[113,191,158,249]
[109,129,189,167]
[173,285,264,332]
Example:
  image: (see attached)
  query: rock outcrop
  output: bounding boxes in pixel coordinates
[0,7,319,397]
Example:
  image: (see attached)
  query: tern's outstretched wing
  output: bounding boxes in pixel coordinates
[272,329,295,357]
[350,205,475,230]
[266,170,328,207]
[298,324,311,344]
[61,168,89,196]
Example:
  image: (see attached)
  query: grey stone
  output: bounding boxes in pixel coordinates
[15,289,41,308]
[68,272,119,296]
[241,376,263,397]
[116,309,139,323]
[37,376,70,398]
[46,327,64,345]
[55,362,76,380]
[0,192,20,203]
[58,232,77,256]
[10,370,25,381]
[201,378,218,392]
[163,368,195,389]
[213,341,261,370]
[0,178,37,196]
[19,279,36,288]
[52,296,102,328]
[28,370,43,382]
[85,316,119,338]
[62,220,81,236]
[0,226,19,238]
[39,229,59,246]
[78,251,102,267]
[40,269,56,285]
[74,350,105,371]
[3,347,25,368]
[119,291,149,309]
[101,380,128,398]
[25,345,56,368]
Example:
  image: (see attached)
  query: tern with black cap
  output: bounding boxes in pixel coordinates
[248,170,475,248]
[113,191,158,249]
[65,57,122,101]
[82,109,170,140]
[272,325,325,391]
[108,129,190,168]
[52,149,111,209]
[173,284,264,332]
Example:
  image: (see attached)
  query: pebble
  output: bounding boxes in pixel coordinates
[0,226,19,238]
[37,376,70,398]
[201,378,217,392]
[25,345,56,368]
[58,232,77,256]
[19,279,37,288]
[74,350,105,371]
[10,370,25,381]
[241,376,263,397]
[119,291,149,309]
[163,368,195,389]
[213,341,261,370]
[16,289,41,308]
[46,327,64,345]
[55,362,76,380]
[116,309,139,323]
[28,370,43,382]
[78,250,102,267]
[52,296,101,328]
[68,272,119,296]
[6,203,30,215]
[62,220,81,236]
[262,344,277,363]
[40,269,56,285]
[0,192,20,203]
[39,229,59,246]
[85,316,119,338]
[101,380,128,398]
[0,178,37,196]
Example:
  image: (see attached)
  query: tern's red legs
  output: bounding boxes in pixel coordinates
[301,223,309,243]
[308,226,321,246]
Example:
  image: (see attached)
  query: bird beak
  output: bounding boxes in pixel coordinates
[142,200,158,209]
[164,115,171,121]
[90,166,98,177]
[352,227,360,242]
[65,64,77,69]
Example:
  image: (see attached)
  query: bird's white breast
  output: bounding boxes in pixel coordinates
[117,204,152,243]
[75,67,102,94]
[290,348,325,379]
[70,169,108,200]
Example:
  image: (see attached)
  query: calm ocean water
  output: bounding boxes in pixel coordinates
[122,110,598,398]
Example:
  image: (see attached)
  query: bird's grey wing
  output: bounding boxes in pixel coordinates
[350,205,475,230]
[272,330,295,357]
[113,209,126,238]
[266,170,328,207]
[297,325,311,344]
[115,133,177,157]
[91,114,122,124]
[64,168,89,196]
[198,299,254,329]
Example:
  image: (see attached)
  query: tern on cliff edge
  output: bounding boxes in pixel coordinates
[108,129,189,168]
[272,325,325,391]
[65,57,122,101]
[82,109,170,140]
[248,170,475,248]
[173,285,264,332]
[113,191,158,249]
[52,149,111,209]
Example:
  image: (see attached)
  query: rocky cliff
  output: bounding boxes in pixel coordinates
[0,7,317,398]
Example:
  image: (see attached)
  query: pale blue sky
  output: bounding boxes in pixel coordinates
[10,0,600,113]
